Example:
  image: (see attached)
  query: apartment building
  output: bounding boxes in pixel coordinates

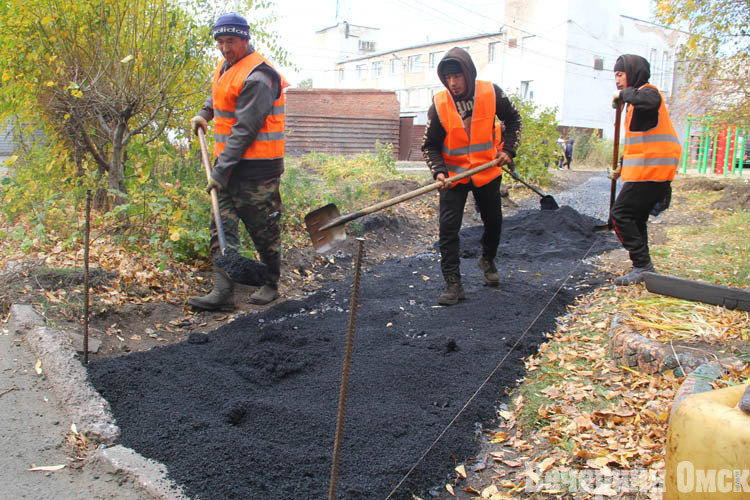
[323,0,684,139]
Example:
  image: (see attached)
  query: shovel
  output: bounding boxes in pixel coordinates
[197,127,227,254]
[500,165,559,210]
[594,102,622,232]
[305,157,501,253]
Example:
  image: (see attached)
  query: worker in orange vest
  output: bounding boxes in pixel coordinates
[188,13,289,309]
[610,54,681,285]
[422,47,522,305]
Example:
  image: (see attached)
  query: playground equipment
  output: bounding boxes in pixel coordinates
[681,115,746,176]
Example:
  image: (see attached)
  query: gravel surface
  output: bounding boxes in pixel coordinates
[512,170,619,222]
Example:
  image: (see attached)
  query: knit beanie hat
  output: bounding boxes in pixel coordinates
[213,13,251,40]
[440,60,462,77]
[613,56,626,72]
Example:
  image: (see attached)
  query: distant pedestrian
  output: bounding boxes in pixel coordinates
[564,138,574,169]
[422,47,522,305]
[609,54,680,285]
[187,12,289,310]
[556,137,566,169]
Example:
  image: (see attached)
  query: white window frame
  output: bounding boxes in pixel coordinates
[407,54,422,73]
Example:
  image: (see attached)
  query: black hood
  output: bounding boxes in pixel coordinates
[614,54,650,89]
[437,47,477,99]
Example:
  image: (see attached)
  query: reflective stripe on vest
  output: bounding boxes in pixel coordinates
[621,84,681,182]
[435,80,501,187]
[212,52,288,160]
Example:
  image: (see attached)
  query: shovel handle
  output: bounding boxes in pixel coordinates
[320,157,501,231]
[499,165,547,197]
[610,103,623,210]
[197,128,227,255]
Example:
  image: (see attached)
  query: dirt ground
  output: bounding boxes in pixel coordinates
[2,169,747,500]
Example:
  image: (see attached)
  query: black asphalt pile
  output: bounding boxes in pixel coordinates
[89,206,619,500]
[213,248,267,286]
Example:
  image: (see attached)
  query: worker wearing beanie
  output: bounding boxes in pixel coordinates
[422,47,522,305]
[609,54,680,285]
[188,12,290,310]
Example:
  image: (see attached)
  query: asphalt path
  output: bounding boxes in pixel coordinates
[88,199,620,500]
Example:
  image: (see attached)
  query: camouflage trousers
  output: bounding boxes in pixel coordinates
[210,176,283,287]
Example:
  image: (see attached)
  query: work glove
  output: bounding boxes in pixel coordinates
[611,90,622,109]
[206,177,222,193]
[190,115,208,136]
[507,162,520,180]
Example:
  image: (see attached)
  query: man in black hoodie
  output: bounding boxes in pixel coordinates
[610,54,680,285]
[422,47,522,305]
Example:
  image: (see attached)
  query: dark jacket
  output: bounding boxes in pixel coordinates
[198,45,284,187]
[615,54,661,132]
[422,47,522,180]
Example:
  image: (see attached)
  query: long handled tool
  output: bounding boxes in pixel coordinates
[594,102,623,232]
[500,165,559,210]
[305,157,501,253]
[197,128,227,255]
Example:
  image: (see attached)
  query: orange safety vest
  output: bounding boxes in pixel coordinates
[212,52,289,160]
[435,80,502,187]
[621,84,681,182]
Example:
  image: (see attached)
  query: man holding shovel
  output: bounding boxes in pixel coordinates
[422,47,521,305]
[188,12,288,309]
[609,54,680,285]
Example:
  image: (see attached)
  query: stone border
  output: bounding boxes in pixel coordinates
[7,304,187,500]
[607,314,747,418]
[608,315,745,378]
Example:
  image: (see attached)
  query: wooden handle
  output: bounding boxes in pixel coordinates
[197,128,227,254]
[320,157,501,231]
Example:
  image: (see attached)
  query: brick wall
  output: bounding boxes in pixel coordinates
[285,89,400,156]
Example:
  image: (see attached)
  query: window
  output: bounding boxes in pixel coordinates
[359,40,376,52]
[429,51,444,69]
[356,64,366,79]
[519,80,532,100]
[594,57,604,71]
[390,58,401,74]
[489,42,501,62]
[661,50,673,94]
[371,61,384,79]
[408,54,422,73]
[508,38,518,49]
[338,68,345,81]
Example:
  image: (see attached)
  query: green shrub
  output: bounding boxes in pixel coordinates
[509,96,560,185]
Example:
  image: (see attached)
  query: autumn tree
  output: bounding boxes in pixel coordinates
[655,0,749,125]
[0,0,288,208]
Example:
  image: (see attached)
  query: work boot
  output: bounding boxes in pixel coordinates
[614,262,656,286]
[187,266,234,311]
[477,256,500,286]
[438,276,465,306]
[249,284,279,305]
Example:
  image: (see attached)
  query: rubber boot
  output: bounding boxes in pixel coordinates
[249,284,279,305]
[614,262,655,286]
[187,266,234,311]
[477,256,500,286]
[438,276,465,306]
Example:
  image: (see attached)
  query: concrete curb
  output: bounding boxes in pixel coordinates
[87,446,189,500]
[7,303,187,500]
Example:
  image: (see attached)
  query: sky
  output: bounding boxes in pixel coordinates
[258,0,653,85]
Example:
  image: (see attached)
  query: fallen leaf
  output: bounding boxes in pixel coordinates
[445,484,455,496]
[489,431,509,443]
[481,484,500,497]
[34,359,42,375]
[455,464,467,479]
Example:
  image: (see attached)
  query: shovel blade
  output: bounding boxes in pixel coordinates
[540,195,559,210]
[304,203,347,253]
